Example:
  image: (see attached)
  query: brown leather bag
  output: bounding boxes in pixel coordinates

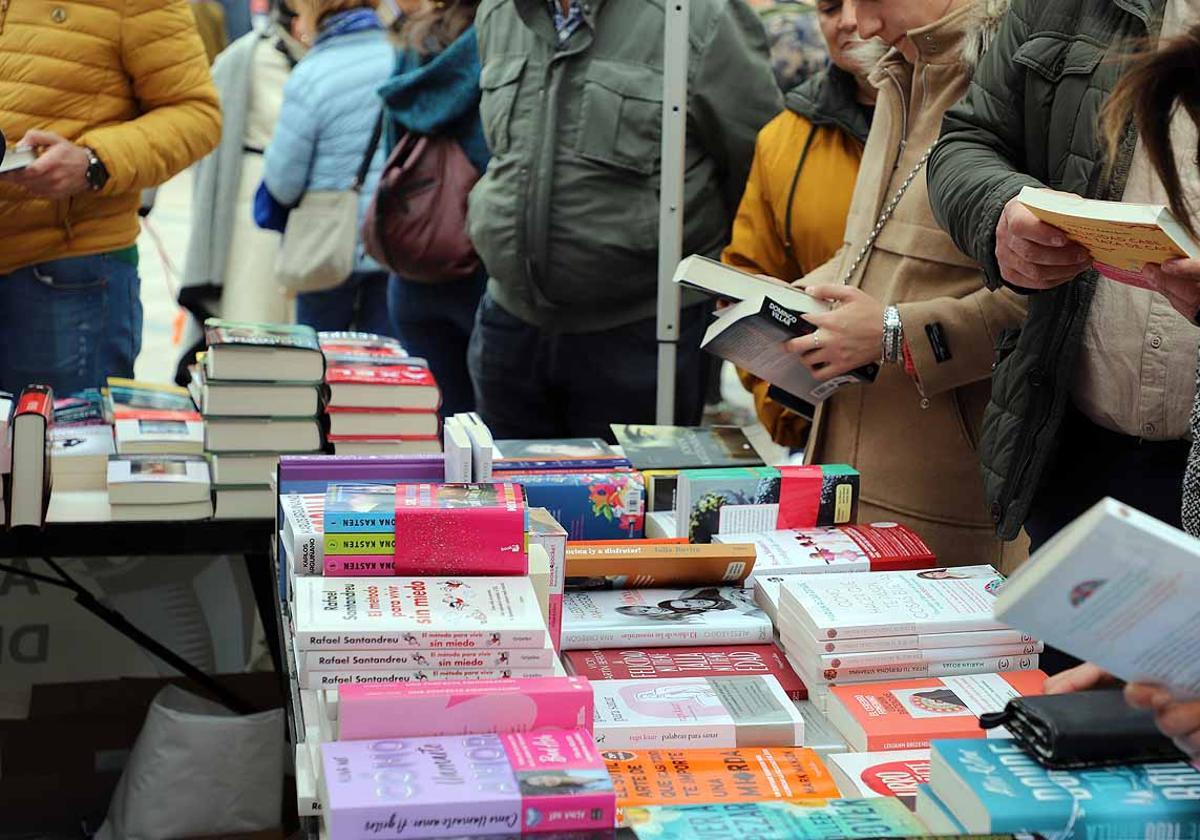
[361,130,482,284]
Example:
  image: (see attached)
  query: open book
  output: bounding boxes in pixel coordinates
[1017,186,1200,289]
[0,145,35,174]
[672,254,824,311]
[993,497,1200,697]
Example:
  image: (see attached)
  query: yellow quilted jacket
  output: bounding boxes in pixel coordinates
[0,0,221,273]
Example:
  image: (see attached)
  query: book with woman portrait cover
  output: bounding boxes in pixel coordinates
[560,586,773,650]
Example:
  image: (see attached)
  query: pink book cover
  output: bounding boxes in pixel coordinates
[324,555,396,576]
[503,729,616,833]
[529,508,567,650]
[395,483,528,576]
[548,594,564,652]
[338,675,594,740]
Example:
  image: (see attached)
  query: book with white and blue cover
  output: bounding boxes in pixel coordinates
[323,483,395,533]
[625,798,926,839]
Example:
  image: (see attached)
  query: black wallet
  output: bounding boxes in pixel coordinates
[979,690,1186,769]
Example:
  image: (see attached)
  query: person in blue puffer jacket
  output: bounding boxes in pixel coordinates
[258,0,398,336]
[379,0,485,416]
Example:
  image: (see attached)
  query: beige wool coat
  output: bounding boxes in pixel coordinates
[801,0,1028,571]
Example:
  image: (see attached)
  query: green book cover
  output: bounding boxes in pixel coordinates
[627,798,926,839]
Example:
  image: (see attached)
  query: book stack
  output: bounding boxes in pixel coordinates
[50,390,112,491]
[320,332,441,457]
[322,484,397,577]
[771,565,1044,711]
[199,319,326,519]
[106,454,213,521]
[107,378,203,457]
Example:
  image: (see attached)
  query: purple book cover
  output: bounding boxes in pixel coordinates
[278,455,444,495]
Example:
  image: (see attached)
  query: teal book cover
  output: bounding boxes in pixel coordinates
[626,798,925,839]
[930,739,1200,836]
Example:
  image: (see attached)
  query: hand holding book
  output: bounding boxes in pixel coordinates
[1125,681,1200,760]
[1142,259,1200,324]
[788,284,886,382]
[996,191,1095,290]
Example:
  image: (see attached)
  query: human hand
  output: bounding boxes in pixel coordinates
[995,195,1093,289]
[0,130,91,199]
[1043,662,1118,694]
[785,284,884,381]
[1143,259,1200,323]
[1125,682,1200,760]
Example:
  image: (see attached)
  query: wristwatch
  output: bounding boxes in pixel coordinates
[882,305,903,364]
[83,147,109,192]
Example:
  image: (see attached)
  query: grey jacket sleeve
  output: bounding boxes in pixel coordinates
[927,0,1043,291]
[688,0,783,214]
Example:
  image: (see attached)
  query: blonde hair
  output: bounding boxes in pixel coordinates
[289,0,380,39]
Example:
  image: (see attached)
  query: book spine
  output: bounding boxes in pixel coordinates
[804,655,1041,685]
[820,641,1044,669]
[817,628,1037,654]
[301,667,553,690]
[562,625,774,651]
[327,801,519,840]
[325,534,396,555]
[816,617,1009,641]
[324,512,396,533]
[294,629,548,651]
[303,647,555,671]
[595,721,737,749]
[323,555,396,576]
[520,791,616,833]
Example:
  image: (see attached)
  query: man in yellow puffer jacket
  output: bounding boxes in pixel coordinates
[0,0,220,397]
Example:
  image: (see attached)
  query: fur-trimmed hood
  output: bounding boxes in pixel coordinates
[961,0,1014,69]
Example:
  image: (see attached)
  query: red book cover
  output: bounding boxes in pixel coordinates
[16,386,53,420]
[325,364,436,387]
[394,482,528,576]
[563,643,807,700]
[836,524,936,571]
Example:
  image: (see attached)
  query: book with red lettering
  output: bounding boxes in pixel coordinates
[394,483,527,576]
[714,524,936,580]
[824,671,1046,752]
[325,363,440,410]
[826,749,930,809]
[563,644,806,700]
[9,384,54,527]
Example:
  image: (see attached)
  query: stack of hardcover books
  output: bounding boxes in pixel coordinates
[320,332,441,456]
[770,565,1043,711]
[197,319,326,519]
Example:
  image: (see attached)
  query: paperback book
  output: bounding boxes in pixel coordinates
[824,672,1046,752]
[780,565,1009,641]
[503,470,645,541]
[282,492,324,575]
[561,587,772,650]
[806,640,1044,672]
[105,378,200,422]
[564,542,756,590]
[203,318,324,382]
[106,454,211,504]
[563,644,806,700]
[528,508,568,650]
[826,750,930,808]
[277,454,444,495]
[320,729,615,838]
[337,675,593,740]
[591,675,805,749]
[443,416,473,482]
[50,424,114,491]
[625,797,926,839]
[323,556,395,576]
[394,483,527,576]
[300,666,557,689]
[611,424,765,470]
[715,524,935,580]
[52,388,106,426]
[291,575,548,650]
[324,483,396,532]
[114,418,204,455]
[492,437,629,472]
[603,747,839,824]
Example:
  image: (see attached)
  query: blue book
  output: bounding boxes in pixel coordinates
[503,471,644,540]
[930,739,1200,837]
[626,799,926,839]
[323,483,395,533]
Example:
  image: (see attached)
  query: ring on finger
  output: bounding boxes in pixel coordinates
[811,331,821,349]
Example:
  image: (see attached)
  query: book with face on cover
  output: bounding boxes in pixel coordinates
[624,797,926,839]
[394,483,527,576]
[560,587,773,650]
[590,675,805,749]
[320,729,615,838]
[203,318,324,382]
[824,672,1047,753]
[563,644,806,700]
[291,575,548,650]
[994,497,1200,698]
[826,750,930,809]
[603,746,839,824]
[780,565,1009,641]
[715,524,936,581]
[564,542,756,590]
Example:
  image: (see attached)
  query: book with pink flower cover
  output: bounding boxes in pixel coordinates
[321,729,615,838]
[501,470,645,541]
[337,675,593,740]
[393,482,527,575]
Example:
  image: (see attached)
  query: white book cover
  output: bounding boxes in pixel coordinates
[717,503,780,536]
[443,416,473,482]
[210,453,279,486]
[456,412,494,481]
[591,675,804,749]
[793,624,1039,655]
[298,665,557,690]
[754,574,787,625]
[561,586,773,650]
[114,418,204,454]
[0,390,13,474]
[780,565,1008,640]
[291,576,548,650]
[811,640,1043,670]
[214,485,274,519]
[50,425,114,469]
[644,510,676,540]
[106,455,211,504]
[827,750,931,804]
[298,638,556,673]
[281,492,323,575]
[995,497,1200,696]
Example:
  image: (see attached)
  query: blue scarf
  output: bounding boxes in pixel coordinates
[314,8,382,45]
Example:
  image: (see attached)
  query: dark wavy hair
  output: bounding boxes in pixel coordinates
[396,0,480,56]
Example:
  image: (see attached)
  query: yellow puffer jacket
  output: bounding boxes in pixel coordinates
[722,65,870,448]
[0,0,221,274]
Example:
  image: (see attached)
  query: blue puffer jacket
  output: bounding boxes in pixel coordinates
[262,10,393,272]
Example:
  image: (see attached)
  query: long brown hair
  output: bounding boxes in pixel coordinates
[396,0,479,56]
[1101,24,1200,237]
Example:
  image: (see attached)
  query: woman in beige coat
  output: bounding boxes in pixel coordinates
[778,0,1027,569]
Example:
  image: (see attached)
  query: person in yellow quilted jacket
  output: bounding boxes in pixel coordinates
[0,0,220,397]
[722,0,881,448]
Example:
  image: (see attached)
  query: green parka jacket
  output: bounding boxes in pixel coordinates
[927,0,1163,540]
[467,0,782,332]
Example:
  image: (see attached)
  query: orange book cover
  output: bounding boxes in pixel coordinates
[602,746,840,825]
[825,671,1046,752]
[565,542,756,589]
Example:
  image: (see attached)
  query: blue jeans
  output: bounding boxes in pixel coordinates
[295,270,398,338]
[388,272,485,417]
[0,254,142,397]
